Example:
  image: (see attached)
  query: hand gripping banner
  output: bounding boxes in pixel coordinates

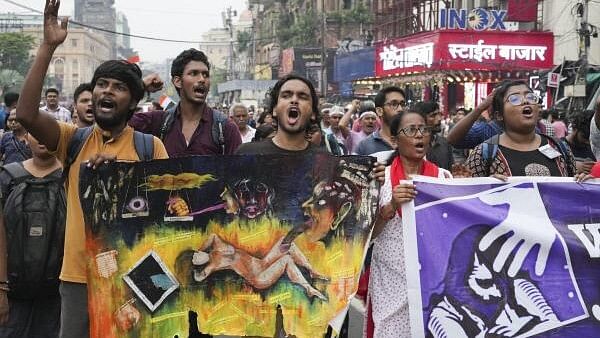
[402,177,600,337]
[80,154,378,338]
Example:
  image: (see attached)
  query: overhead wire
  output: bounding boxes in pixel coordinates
[0,0,262,44]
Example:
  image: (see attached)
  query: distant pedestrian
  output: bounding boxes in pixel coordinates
[41,88,71,123]
[72,83,94,128]
[0,109,32,165]
[230,104,256,143]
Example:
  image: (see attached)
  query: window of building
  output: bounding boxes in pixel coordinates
[71,39,78,47]
[343,0,352,9]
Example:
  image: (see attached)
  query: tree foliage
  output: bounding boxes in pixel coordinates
[329,3,373,25]
[0,69,24,95]
[0,33,35,76]
[237,30,252,53]
[277,10,320,49]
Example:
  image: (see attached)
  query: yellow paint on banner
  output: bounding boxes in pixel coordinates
[268,292,292,304]
[154,232,194,245]
[326,250,343,263]
[332,268,355,279]
[149,312,187,323]
[239,228,269,243]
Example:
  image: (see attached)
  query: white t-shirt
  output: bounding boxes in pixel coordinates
[240,126,256,143]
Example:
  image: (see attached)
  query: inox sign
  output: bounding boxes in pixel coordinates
[440,8,507,31]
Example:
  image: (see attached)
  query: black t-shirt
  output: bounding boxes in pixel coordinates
[235,138,324,156]
[499,138,562,176]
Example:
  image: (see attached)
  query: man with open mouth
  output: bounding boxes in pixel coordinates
[72,83,94,128]
[129,49,242,157]
[15,2,169,337]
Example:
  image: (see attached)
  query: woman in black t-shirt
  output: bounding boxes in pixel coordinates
[466,80,576,177]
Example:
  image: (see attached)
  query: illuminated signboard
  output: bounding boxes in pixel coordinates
[440,8,507,31]
[374,31,554,77]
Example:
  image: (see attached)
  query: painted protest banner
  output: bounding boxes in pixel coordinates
[402,177,600,337]
[80,154,379,338]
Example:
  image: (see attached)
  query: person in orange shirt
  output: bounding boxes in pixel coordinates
[15,1,168,337]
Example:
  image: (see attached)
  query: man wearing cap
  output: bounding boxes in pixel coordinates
[320,103,332,131]
[16,2,168,337]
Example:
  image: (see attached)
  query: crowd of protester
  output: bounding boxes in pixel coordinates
[0,1,599,337]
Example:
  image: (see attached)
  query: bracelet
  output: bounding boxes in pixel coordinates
[0,281,8,285]
[0,285,9,292]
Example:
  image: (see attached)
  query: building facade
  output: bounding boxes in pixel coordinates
[198,28,232,71]
[22,25,111,101]
[74,0,117,58]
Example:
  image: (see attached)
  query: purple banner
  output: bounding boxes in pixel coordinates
[403,177,600,337]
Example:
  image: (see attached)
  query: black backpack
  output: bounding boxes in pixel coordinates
[159,106,228,154]
[1,163,66,299]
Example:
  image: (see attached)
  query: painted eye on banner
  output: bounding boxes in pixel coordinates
[127,197,148,213]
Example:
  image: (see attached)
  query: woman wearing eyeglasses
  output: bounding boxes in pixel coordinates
[466,80,576,177]
[365,111,451,338]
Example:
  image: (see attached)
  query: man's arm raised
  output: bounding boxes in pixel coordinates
[16,0,68,152]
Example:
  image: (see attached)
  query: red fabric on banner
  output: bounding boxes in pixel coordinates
[507,0,538,22]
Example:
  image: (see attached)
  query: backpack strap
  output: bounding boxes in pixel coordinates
[133,131,154,161]
[159,106,177,141]
[63,127,93,181]
[211,109,228,155]
[2,162,29,181]
[481,134,500,176]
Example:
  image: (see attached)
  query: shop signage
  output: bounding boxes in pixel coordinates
[547,72,560,88]
[448,39,547,63]
[378,43,434,71]
[440,8,507,31]
[374,31,554,77]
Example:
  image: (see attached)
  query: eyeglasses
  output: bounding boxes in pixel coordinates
[384,100,407,110]
[398,125,432,137]
[505,92,539,106]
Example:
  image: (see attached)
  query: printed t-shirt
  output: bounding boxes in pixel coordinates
[53,122,168,283]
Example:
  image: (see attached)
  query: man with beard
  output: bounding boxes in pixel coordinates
[413,101,454,170]
[15,1,168,337]
[72,83,94,128]
[129,49,241,156]
[355,86,406,161]
[236,74,384,338]
[236,74,322,156]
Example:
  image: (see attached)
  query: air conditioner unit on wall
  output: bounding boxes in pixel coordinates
[564,85,586,97]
